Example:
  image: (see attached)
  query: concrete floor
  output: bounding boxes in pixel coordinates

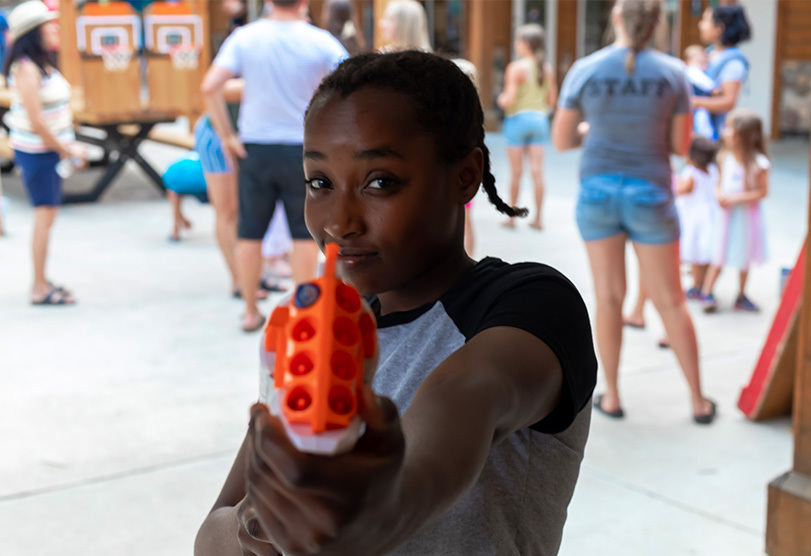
[0,134,807,555]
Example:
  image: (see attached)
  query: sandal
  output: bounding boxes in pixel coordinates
[260,277,288,293]
[242,314,266,333]
[693,399,717,425]
[232,288,269,301]
[593,393,624,419]
[32,287,75,306]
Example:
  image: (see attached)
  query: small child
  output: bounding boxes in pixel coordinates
[195,51,597,556]
[675,136,720,299]
[701,108,769,312]
[684,45,718,140]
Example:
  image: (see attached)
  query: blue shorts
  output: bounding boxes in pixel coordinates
[14,150,61,207]
[193,116,231,174]
[576,174,680,245]
[503,111,549,147]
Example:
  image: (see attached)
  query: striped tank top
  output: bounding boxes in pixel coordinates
[5,60,74,153]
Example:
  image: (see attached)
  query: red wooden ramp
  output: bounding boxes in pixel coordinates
[738,241,805,420]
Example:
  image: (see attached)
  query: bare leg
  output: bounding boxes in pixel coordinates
[737,269,749,297]
[504,147,524,228]
[31,206,68,300]
[168,191,191,240]
[464,206,474,256]
[204,171,239,290]
[291,239,319,284]
[527,144,545,229]
[238,239,264,331]
[634,241,713,417]
[701,265,722,296]
[584,233,628,413]
[691,263,709,291]
[623,281,647,328]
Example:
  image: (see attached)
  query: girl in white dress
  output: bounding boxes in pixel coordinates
[701,109,769,312]
[675,136,719,298]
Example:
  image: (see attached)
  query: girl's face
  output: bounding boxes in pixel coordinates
[40,20,60,51]
[303,89,471,298]
[722,121,737,148]
[699,9,722,45]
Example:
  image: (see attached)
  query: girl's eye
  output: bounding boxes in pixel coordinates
[305,178,330,190]
[367,177,398,190]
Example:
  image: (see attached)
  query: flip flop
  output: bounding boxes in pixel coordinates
[593,394,624,419]
[232,288,269,300]
[658,337,671,349]
[622,319,645,330]
[32,287,75,306]
[260,278,288,293]
[693,399,717,425]
[241,314,266,333]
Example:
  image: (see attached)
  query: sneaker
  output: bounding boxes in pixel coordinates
[685,287,702,300]
[702,293,718,313]
[734,295,760,312]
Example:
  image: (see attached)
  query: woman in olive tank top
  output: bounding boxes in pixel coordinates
[497,23,557,230]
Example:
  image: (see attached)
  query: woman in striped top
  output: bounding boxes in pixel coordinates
[4,1,85,305]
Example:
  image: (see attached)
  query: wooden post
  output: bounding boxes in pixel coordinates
[467,0,511,130]
[766,142,811,555]
[677,0,707,56]
[58,0,81,89]
[373,0,393,50]
[555,0,577,88]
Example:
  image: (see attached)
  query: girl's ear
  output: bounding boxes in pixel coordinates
[457,147,484,205]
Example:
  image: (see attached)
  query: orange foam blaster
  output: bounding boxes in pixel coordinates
[260,243,378,455]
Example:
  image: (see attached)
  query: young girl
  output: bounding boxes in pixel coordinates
[195,51,597,556]
[498,23,557,230]
[676,136,720,298]
[701,109,769,312]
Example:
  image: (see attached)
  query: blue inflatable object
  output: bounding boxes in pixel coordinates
[162,152,208,203]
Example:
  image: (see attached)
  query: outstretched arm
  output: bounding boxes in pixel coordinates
[196,326,564,556]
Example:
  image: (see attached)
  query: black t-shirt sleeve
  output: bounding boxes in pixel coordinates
[471,264,597,434]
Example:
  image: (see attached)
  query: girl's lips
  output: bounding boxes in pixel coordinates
[337,251,378,268]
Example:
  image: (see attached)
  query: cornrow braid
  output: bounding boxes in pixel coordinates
[305,51,528,218]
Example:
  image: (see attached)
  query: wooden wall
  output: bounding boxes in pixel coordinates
[772,0,811,139]
[555,0,577,88]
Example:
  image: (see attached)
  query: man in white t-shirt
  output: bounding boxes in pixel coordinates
[201,0,347,332]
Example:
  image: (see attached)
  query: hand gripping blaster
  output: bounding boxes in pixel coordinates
[261,243,379,455]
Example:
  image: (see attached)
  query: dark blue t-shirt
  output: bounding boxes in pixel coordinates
[559,45,691,188]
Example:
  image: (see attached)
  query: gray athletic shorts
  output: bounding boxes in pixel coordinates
[237,143,311,241]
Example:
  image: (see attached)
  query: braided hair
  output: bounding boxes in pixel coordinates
[617,0,662,74]
[305,51,528,218]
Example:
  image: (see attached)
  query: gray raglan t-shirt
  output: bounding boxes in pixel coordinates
[260,258,598,554]
[558,46,692,188]
[370,258,598,554]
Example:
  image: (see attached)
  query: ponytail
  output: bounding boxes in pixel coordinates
[618,0,662,74]
[516,24,546,86]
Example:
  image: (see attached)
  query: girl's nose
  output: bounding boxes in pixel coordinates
[324,190,363,240]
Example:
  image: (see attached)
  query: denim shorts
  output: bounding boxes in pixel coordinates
[193,116,231,175]
[576,174,680,245]
[503,111,549,147]
[14,150,61,206]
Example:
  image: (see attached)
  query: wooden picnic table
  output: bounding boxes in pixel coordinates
[0,86,194,204]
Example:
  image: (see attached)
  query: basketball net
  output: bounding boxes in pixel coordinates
[100,45,132,72]
[169,46,200,71]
